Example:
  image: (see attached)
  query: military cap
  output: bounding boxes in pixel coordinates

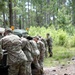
[26,36,33,40]
[5,28,12,33]
[47,33,50,35]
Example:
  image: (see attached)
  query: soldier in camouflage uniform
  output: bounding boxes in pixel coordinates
[29,38,40,69]
[46,33,53,57]
[26,36,41,75]
[33,36,45,75]
[40,37,48,58]
[21,37,33,75]
[0,28,28,75]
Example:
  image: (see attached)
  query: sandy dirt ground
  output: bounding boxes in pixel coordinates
[44,57,75,75]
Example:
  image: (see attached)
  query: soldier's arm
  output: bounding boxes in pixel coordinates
[26,40,31,52]
[50,37,53,47]
[21,39,34,55]
[40,42,45,58]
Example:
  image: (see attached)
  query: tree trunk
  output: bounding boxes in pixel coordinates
[40,0,43,27]
[2,11,6,28]
[13,1,17,28]
[19,15,21,29]
[22,16,24,29]
[13,11,17,28]
[8,0,13,27]
[28,0,30,27]
[72,0,75,26]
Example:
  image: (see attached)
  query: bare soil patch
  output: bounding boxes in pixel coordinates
[44,58,75,75]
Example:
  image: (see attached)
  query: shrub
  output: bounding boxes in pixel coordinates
[57,29,67,46]
[69,35,75,47]
[29,26,74,47]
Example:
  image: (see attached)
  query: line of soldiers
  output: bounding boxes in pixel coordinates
[0,28,53,75]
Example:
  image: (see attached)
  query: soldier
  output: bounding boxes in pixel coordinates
[46,33,53,57]
[26,36,41,75]
[33,36,45,75]
[21,37,33,75]
[0,28,28,75]
[40,37,48,58]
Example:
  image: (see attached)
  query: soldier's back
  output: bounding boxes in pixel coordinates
[21,37,33,62]
[1,34,27,64]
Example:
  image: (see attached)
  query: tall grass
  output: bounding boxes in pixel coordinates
[44,46,75,67]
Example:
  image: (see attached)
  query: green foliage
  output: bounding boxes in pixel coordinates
[29,26,67,45]
[29,26,75,48]
[29,26,55,38]
[0,0,74,29]
[53,46,72,60]
[57,4,71,30]
[66,25,75,35]
[0,1,6,11]
[65,31,73,48]
[69,35,75,47]
[57,29,67,46]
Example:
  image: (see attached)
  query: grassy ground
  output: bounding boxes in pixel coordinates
[44,46,75,67]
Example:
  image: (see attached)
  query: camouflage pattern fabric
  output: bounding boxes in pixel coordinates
[8,60,26,75]
[25,61,32,75]
[29,40,40,58]
[30,40,42,75]
[21,37,33,75]
[37,40,45,69]
[0,34,28,75]
[21,37,33,62]
[46,36,53,47]
[46,36,53,57]
[41,38,48,58]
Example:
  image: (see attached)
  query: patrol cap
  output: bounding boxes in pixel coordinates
[5,28,12,33]
[26,36,33,40]
[47,33,50,35]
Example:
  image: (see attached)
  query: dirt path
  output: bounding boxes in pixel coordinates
[44,58,75,75]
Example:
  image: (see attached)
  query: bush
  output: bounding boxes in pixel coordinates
[57,29,67,46]
[69,35,75,47]
[29,26,75,47]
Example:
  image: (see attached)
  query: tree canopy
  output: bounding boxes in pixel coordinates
[0,0,75,30]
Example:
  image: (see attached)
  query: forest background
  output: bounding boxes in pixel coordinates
[0,0,75,67]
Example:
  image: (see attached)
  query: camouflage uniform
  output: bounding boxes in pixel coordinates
[37,40,45,70]
[0,33,27,75]
[29,40,41,75]
[40,38,48,58]
[46,33,53,57]
[21,37,33,75]
[29,40,40,68]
